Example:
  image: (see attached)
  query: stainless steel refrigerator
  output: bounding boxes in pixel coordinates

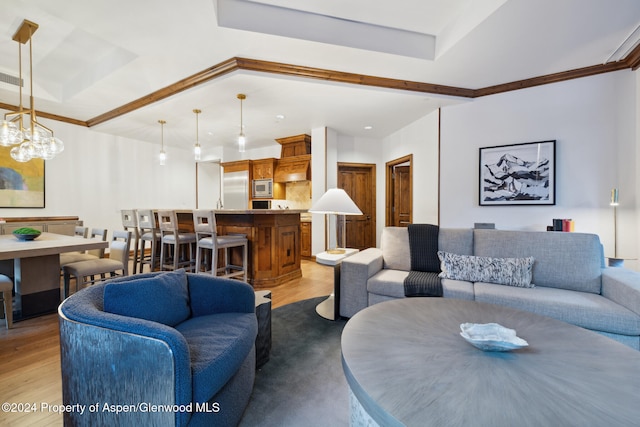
[222,170,249,210]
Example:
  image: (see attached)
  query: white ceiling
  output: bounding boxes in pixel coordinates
[0,0,638,153]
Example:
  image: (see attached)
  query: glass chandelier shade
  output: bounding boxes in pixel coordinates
[193,109,202,161]
[1,19,64,162]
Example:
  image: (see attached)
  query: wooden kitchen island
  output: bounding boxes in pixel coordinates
[179,210,305,287]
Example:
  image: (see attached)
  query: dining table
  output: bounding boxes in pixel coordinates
[0,232,109,320]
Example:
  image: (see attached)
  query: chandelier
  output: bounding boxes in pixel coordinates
[237,94,246,153]
[193,109,202,161]
[0,19,64,162]
[158,120,167,165]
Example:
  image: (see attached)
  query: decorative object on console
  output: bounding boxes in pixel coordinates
[310,188,362,254]
[158,119,167,165]
[237,93,246,152]
[0,19,64,162]
[479,140,555,206]
[193,109,202,161]
[550,218,574,231]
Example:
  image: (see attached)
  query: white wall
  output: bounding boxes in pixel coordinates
[382,111,440,231]
[440,70,639,270]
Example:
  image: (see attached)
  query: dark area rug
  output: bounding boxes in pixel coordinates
[239,297,349,426]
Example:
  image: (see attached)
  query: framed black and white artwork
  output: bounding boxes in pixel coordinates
[479,140,555,206]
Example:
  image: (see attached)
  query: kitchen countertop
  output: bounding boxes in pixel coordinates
[214,209,308,214]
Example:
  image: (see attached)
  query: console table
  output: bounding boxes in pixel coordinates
[341,299,640,427]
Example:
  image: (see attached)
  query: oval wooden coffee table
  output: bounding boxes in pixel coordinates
[341,298,640,427]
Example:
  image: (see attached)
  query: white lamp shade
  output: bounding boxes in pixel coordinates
[309,188,362,215]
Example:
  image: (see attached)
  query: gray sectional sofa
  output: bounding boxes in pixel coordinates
[340,227,640,350]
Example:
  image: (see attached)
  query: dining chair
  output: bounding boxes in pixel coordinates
[74,226,88,238]
[158,210,196,271]
[60,227,108,267]
[193,209,248,282]
[62,230,132,298]
[0,274,13,329]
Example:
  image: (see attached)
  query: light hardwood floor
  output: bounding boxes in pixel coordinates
[0,260,334,426]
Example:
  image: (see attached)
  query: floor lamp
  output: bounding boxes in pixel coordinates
[309,188,362,254]
[609,188,622,267]
[310,188,362,321]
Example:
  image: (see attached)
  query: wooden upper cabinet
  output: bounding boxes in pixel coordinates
[273,155,311,182]
[221,159,252,174]
[276,134,311,158]
[252,158,277,179]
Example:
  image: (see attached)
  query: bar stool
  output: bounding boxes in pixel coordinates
[120,209,140,274]
[0,274,13,329]
[137,209,161,273]
[158,210,196,271]
[193,209,248,282]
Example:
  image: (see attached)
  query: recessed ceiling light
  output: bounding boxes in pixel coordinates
[275,114,285,121]
[364,125,373,130]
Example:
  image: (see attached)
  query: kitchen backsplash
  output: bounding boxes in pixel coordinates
[272,181,311,210]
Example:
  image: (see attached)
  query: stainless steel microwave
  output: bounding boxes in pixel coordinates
[252,178,273,198]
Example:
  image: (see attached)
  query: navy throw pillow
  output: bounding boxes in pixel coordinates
[103,269,191,327]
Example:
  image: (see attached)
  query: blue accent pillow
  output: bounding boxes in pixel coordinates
[103,269,191,326]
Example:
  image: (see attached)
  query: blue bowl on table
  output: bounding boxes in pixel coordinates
[13,230,41,241]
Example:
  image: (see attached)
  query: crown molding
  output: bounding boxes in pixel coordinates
[473,61,630,98]
[0,101,88,127]
[3,51,640,130]
[623,41,640,70]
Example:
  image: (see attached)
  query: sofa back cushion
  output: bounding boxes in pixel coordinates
[381,227,475,272]
[439,228,474,256]
[103,269,191,326]
[381,227,411,271]
[473,230,603,293]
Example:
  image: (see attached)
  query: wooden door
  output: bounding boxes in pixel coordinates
[337,163,376,250]
[386,155,412,227]
[393,165,411,227]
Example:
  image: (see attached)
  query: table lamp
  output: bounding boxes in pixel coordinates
[310,188,362,254]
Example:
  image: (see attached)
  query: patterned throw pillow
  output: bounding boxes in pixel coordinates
[437,251,535,288]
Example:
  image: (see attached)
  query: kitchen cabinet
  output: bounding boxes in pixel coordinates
[276,134,311,158]
[277,225,299,276]
[300,221,311,257]
[252,158,276,179]
[273,155,311,182]
[252,158,286,199]
[221,159,252,174]
[213,210,303,287]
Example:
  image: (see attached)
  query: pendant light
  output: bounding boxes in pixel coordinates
[158,120,167,166]
[0,19,64,162]
[237,94,246,153]
[193,109,202,161]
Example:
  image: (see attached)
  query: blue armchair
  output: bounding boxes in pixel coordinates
[59,270,257,427]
